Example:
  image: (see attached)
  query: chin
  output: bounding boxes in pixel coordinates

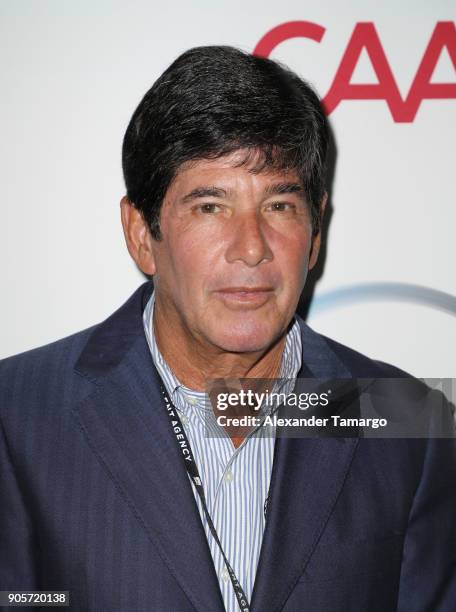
[205,318,281,354]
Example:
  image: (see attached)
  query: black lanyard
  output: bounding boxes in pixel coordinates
[160,384,250,612]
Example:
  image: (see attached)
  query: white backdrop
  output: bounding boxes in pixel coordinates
[1,1,455,376]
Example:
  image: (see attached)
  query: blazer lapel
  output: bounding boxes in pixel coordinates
[73,282,225,612]
[250,320,359,612]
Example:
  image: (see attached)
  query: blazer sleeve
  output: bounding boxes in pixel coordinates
[0,413,38,591]
[397,413,456,612]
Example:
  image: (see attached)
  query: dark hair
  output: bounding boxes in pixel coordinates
[122,46,328,239]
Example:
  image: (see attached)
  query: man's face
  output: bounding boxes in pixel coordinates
[148,150,322,353]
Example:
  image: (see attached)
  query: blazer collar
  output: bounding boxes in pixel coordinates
[74,281,357,612]
[75,281,154,380]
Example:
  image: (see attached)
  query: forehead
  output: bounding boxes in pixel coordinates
[167,149,302,195]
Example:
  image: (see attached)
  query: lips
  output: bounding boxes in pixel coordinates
[214,286,274,308]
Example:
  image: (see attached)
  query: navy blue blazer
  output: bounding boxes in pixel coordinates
[1,281,455,611]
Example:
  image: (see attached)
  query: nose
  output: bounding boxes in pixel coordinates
[225,211,273,267]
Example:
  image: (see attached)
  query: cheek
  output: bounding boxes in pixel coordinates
[164,231,223,292]
[273,232,312,282]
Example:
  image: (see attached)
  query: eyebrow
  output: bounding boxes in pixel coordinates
[181,186,228,202]
[263,182,305,197]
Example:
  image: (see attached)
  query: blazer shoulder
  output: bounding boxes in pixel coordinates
[0,325,97,406]
[1,325,96,367]
[318,332,412,378]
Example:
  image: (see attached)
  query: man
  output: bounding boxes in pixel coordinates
[0,46,454,612]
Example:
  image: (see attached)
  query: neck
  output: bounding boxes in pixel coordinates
[152,296,286,391]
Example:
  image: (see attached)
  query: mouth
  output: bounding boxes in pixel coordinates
[214,287,275,308]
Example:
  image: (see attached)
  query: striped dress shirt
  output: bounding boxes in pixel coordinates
[143,292,302,611]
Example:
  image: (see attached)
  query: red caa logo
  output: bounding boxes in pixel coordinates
[254,21,456,122]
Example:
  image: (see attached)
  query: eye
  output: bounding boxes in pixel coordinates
[266,202,296,212]
[197,203,222,214]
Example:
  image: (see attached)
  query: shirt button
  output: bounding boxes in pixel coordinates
[180,414,189,425]
[221,568,230,582]
[224,470,233,483]
[187,396,197,405]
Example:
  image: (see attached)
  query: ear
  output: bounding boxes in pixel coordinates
[120,196,156,275]
[309,192,327,270]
